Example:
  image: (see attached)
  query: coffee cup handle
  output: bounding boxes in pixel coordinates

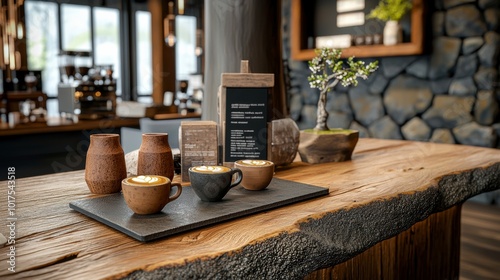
[229,168,243,189]
[168,183,182,202]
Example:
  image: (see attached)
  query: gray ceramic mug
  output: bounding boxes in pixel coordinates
[188,166,243,202]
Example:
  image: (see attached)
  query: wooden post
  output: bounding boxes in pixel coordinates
[149,0,176,104]
[240,60,249,73]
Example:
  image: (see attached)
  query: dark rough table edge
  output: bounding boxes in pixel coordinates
[118,163,500,280]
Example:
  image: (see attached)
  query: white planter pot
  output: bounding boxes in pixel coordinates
[383,20,402,46]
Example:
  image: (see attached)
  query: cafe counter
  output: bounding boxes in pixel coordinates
[0,113,200,178]
[0,139,499,279]
[0,117,140,178]
[0,117,140,137]
[0,112,202,137]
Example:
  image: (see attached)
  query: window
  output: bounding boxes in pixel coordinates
[93,8,121,95]
[61,4,91,51]
[24,1,202,115]
[135,11,152,97]
[25,1,122,106]
[25,1,58,97]
[135,13,199,102]
[175,15,197,82]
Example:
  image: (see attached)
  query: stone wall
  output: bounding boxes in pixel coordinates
[282,0,500,148]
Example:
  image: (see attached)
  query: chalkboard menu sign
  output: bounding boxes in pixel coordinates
[219,61,274,165]
[225,87,269,162]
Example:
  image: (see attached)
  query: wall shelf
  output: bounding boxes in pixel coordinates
[291,0,425,60]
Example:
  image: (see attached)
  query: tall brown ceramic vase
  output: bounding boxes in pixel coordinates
[85,134,127,194]
[137,133,174,180]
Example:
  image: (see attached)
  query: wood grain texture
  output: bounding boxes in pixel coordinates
[460,202,500,280]
[305,204,461,279]
[0,139,499,279]
[221,73,274,88]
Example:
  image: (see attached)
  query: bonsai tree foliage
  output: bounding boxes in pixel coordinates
[308,48,378,132]
[367,0,413,22]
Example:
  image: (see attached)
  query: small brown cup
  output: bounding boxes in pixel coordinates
[234,160,275,191]
[122,175,182,215]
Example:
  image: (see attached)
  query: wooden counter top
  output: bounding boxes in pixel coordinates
[0,113,201,137]
[0,117,140,137]
[0,139,499,279]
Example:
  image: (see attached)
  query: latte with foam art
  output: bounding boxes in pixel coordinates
[190,166,231,173]
[124,175,168,186]
[122,175,182,214]
[238,160,273,166]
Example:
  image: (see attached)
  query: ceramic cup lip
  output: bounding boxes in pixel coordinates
[121,175,170,187]
[234,160,274,191]
[188,166,243,202]
[234,159,275,168]
[121,175,182,214]
[188,165,232,174]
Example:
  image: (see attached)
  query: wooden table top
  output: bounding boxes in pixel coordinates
[1,139,499,279]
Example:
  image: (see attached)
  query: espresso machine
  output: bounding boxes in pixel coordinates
[57,51,117,120]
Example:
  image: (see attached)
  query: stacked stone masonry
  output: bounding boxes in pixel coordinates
[283,0,500,148]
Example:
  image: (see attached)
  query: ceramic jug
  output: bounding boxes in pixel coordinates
[137,133,174,180]
[85,134,127,194]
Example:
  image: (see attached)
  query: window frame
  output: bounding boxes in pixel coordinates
[24,0,149,102]
[24,0,204,103]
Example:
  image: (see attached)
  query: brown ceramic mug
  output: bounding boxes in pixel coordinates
[234,159,275,191]
[122,175,182,215]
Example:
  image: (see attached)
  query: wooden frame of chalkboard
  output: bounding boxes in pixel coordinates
[219,61,274,166]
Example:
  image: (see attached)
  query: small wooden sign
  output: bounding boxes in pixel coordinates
[219,61,274,165]
[180,121,218,182]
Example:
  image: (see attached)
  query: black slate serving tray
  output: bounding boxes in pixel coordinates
[69,178,329,242]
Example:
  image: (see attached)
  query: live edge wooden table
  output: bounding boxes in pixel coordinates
[1,139,499,279]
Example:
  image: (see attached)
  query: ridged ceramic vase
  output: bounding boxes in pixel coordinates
[137,133,174,181]
[85,134,127,194]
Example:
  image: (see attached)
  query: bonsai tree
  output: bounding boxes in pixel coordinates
[367,0,413,22]
[308,48,378,131]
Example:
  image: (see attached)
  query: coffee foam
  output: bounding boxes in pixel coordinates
[190,166,231,173]
[237,160,273,166]
[124,175,168,186]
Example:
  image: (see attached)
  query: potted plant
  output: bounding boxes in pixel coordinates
[298,48,378,164]
[367,0,413,45]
